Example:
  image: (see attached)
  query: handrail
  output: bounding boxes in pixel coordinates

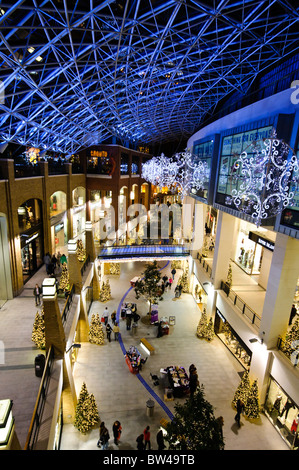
[196,252,212,278]
[24,346,55,450]
[220,280,261,329]
[61,284,75,325]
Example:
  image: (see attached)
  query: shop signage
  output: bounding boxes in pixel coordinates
[55,222,64,233]
[249,231,275,251]
[25,232,39,244]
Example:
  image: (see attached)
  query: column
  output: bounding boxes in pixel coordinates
[67,239,83,293]
[211,211,236,289]
[260,232,299,349]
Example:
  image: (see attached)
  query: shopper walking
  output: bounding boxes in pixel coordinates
[33,284,41,306]
[234,399,244,428]
[156,429,166,450]
[103,307,109,325]
[43,252,51,274]
[112,421,122,445]
[189,368,199,396]
[143,425,151,450]
[106,323,112,342]
[168,277,173,289]
[99,422,110,450]
[171,267,176,279]
[113,322,120,341]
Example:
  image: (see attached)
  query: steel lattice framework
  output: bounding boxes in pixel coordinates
[0,0,299,154]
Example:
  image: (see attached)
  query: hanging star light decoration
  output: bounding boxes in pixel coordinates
[226,130,299,226]
[141,149,209,197]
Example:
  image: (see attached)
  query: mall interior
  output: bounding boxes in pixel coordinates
[0,1,299,452]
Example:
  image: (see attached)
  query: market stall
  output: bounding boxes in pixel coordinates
[125,345,141,374]
[163,366,190,398]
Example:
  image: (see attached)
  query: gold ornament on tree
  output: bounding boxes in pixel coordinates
[32,307,46,349]
[74,382,99,434]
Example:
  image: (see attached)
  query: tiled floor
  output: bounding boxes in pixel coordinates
[0,258,289,451]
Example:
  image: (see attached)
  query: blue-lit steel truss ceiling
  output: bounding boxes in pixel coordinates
[0,1,299,154]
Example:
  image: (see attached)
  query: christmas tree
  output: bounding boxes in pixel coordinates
[226,264,233,288]
[110,262,120,275]
[89,314,105,345]
[282,318,299,359]
[197,309,208,338]
[99,280,111,302]
[134,261,163,314]
[171,260,182,270]
[177,268,189,293]
[59,263,70,292]
[245,379,260,420]
[32,308,45,349]
[165,385,224,450]
[205,317,215,341]
[232,370,251,409]
[74,382,99,434]
[76,239,86,262]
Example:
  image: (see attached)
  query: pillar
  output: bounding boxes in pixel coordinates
[211,211,236,289]
[42,277,77,424]
[260,232,299,349]
[67,239,83,293]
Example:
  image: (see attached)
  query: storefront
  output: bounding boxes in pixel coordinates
[214,308,252,369]
[51,216,67,254]
[21,229,43,283]
[234,224,275,285]
[264,377,299,449]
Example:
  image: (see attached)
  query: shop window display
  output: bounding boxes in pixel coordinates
[214,309,251,369]
[264,378,299,449]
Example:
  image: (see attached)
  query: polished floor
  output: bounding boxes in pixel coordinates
[0,258,289,451]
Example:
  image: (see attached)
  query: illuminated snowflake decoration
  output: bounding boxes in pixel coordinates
[142,149,208,197]
[226,130,299,226]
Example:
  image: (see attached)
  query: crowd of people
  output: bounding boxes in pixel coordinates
[98,422,166,450]
[43,251,67,277]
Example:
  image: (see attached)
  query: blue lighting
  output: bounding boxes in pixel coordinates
[0,1,299,153]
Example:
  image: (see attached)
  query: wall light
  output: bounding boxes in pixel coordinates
[66,343,81,354]
[42,278,56,298]
[68,239,77,253]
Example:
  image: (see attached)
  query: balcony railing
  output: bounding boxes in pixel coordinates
[196,252,212,278]
[24,346,55,450]
[220,281,261,330]
[61,284,75,326]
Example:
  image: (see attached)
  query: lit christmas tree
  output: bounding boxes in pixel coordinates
[134,261,163,314]
[205,317,215,341]
[110,263,120,275]
[89,314,105,345]
[178,268,189,293]
[32,308,45,349]
[74,382,99,434]
[197,309,208,338]
[232,370,251,409]
[282,318,299,358]
[99,280,111,302]
[59,263,70,292]
[76,239,86,262]
[245,379,260,420]
[226,263,233,288]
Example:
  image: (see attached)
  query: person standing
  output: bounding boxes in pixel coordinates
[136,433,144,450]
[33,284,41,306]
[143,425,151,450]
[189,368,199,396]
[99,421,110,450]
[289,304,297,325]
[113,322,120,341]
[43,252,51,274]
[112,421,122,445]
[234,399,244,427]
[168,277,173,289]
[106,323,112,342]
[171,267,176,279]
[156,429,166,450]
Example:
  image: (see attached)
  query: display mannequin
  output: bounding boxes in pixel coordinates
[291,414,299,434]
[280,399,294,419]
